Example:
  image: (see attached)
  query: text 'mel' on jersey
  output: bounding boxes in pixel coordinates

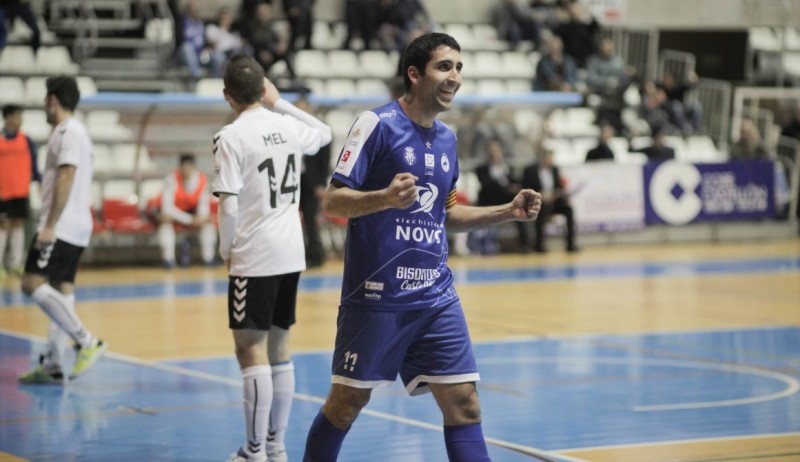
[212,106,326,277]
[332,100,460,310]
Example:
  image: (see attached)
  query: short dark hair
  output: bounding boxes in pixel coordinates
[179,153,196,164]
[401,32,461,92]
[2,104,22,119]
[45,75,80,112]
[223,54,265,105]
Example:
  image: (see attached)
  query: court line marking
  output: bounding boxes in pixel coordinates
[0,328,586,462]
[478,357,800,411]
[551,431,800,453]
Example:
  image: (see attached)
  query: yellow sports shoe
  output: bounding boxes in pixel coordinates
[69,340,107,380]
[18,355,65,385]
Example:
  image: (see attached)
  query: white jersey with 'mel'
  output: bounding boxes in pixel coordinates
[212,104,330,277]
[38,117,94,247]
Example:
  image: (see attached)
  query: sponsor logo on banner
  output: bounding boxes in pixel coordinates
[644,160,775,224]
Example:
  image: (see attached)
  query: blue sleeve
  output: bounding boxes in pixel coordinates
[331,111,384,190]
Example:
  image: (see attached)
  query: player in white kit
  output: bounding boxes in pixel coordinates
[18,76,106,384]
[212,55,332,462]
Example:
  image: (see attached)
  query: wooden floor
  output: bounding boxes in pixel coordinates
[2,238,799,461]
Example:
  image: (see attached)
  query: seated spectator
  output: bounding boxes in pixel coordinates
[586,37,636,133]
[474,137,529,253]
[342,0,378,50]
[205,6,243,78]
[780,101,800,141]
[147,154,217,268]
[376,0,432,53]
[241,2,296,78]
[632,127,675,162]
[491,0,542,50]
[658,69,702,136]
[522,149,577,253]
[639,79,676,135]
[729,118,770,160]
[533,35,578,92]
[585,123,616,161]
[177,0,224,80]
[281,0,314,51]
[0,0,41,56]
[240,0,272,20]
[553,0,599,68]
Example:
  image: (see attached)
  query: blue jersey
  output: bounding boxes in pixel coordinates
[332,100,460,310]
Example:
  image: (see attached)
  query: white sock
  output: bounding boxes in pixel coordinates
[43,293,75,369]
[242,364,272,456]
[8,226,24,269]
[198,223,216,263]
[267,362,295,455]
[158,223,176,263]
[0,228,8,268]
[32,284,94,348]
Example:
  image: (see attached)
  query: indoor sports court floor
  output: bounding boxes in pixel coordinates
[1,239,799,461]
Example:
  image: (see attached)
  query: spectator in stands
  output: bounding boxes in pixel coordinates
[658,69,702,136]
[522,149,576,253]
[241,2,297,78]
[533,35,578,92]
[474,137,529,253]
[553,0,599,68]
[780,101,800,141]
[148,153,217,268]
[0,0,41,56]
[586,37,636,133]
[205,7,243,78]
[281,0,314,51]
[631,127,675,162]
[295,96,331,268]
[177,0,223,80]
[376,0,432,53]
[342,0,378,49]
[0,104,40,279]
[639,79,675,135]
[239,0,272,20]
[491,0,542,50]
[729,118,771,160]
[585,122,616,161]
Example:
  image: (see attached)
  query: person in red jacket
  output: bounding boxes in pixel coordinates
[0,104,40,278]
[148,153,216,267]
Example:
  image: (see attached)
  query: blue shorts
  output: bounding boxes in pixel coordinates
[331,299,479,395]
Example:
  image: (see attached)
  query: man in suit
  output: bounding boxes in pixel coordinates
[632,127,675,162]
[585,123,615,162]
[522,149,577,253]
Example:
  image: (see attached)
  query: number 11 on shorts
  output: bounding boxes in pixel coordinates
[343,351,358,372]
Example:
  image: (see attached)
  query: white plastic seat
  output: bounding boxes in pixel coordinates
[570,137,596,164]
[359,50,396,79]
[326,50,360,78]
[102,179,137,200]
[24,76,48,105]
[139,178,164,208]
[294,50,328,78]
[86,110,133,142]
[457,79,478,96]
[476,79,506,96]
[195,78,225,97]
[324,79,357,98]
[664,136,689,161]
[110,143,147,174]
[356,79,389,98]
[92,144,115,175]
[36,46,79,74]
[21,109,50,141]
[77,76,98,98]
[0,46,37,74]
[749,27,781,52]
[686,135,723,163]
[544,138,578,166]
[0,77,25,105]
[472,51,504,78]
[502,51,535,78]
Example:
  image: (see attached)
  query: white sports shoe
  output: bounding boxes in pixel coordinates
[226,448,267,462]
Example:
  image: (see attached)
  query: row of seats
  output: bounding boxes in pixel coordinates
[544,135,725,166]
[0,45,80,76]
[749,27,800,52]
[292,49,538,80]
[1,75,98,107]
[21,107,132,143]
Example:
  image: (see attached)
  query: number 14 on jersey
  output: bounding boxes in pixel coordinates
[258,153,298,208]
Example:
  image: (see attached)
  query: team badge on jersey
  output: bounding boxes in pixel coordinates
[441,153,450,172]
[403,146,416,166]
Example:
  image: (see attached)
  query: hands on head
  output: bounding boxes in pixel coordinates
[261,77,280,108]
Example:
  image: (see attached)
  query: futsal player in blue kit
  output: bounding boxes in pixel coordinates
[303,33,542,461]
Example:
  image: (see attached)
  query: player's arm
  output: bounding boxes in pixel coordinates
[445,188,543,233]
[260,77,332,151]
[217,192,237,269]
[323,173,419,219]
[36,164,75,247]
[161,176,193,225]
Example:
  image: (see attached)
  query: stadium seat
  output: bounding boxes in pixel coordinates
[92,144,114,176]
[195,78,224,97]
[295,50,329,78]
[356,79,390,98]
[327,50,360,78]
[21,109,50,141]
[0,77,25,105]
[303,78,326,96]
[359,50,397,79]
[472,51,504,78]
[476,79,506,96]
[749,27,782,52]
[502,51,535,78]
[101,198,155,233]
[24,76,47,105]
[110,143,147,174]
[325,79,357,98]
[686,135,724,163]
[36,46,79,74]
[0,46,37,74]
[76,76,98,98]
[86,110,133,142]
[506,79,532,94]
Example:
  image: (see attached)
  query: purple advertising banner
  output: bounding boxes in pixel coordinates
[644,160,775,225]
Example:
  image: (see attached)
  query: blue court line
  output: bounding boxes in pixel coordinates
[1,256,798,307]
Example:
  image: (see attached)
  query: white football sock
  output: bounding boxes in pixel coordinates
[267,362,295,454]
[198,223,216,263]
[8,226,25,269]
[242,364,272,456]
[0,228,8,268]
[32,284,93,348]
[43,293,75,369]
[158,223,176,263]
